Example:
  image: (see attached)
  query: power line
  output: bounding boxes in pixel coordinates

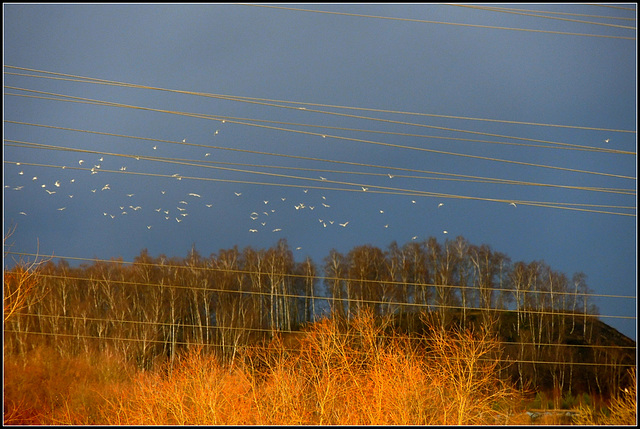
[4,66,635,143]
[237,4,636,40]
[9,312,636,352]
[5,87,635,181]
[448,4,637,30]
[6,135,634,197]
[4,158,635,217]
[6,251,636,303]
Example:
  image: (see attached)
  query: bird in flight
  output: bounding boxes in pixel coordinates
[249,229,258,233]
[57,207,66,211]
[78,160,84,165]
[188,193,201,198]
[339,221,349,227]
[54,181,60,187]
[510,202,517,208]
[604,138,610,143]
[362,187,368,191]
[438,203,444,208]
[443,230,448,234]
[45,189,56,195]
[235,192,242,196]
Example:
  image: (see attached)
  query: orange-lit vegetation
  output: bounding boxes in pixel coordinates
[4,233,636,425]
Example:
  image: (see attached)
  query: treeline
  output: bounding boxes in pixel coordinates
[4,236,634,398]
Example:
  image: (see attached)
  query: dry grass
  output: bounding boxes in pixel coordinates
[8,310,632,425]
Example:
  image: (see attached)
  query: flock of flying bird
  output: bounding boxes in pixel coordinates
[6,129,535,248]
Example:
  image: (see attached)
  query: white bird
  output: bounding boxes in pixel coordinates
[322,203,330,208]
[205,204,213,207]
[411,200,416,204]
[362,187,368,191]
[235,192,242,196]
[99,157,103,162]
[510,202,517,208]
[388,174,394,178]
[438,203,444,208]
[14,186,24,190]
[19,211,27,216]
[604,138,610,143]
[18,171,24,175]
[179,201,188,205]
[102,184,110,191]
[412,236,418,240]
[272,228,282,232]
[57,207,66,211]
[32,176,37,181]
[78,160,84,165]
[91,189,97,193]
[54,181,60,187]
[176,217,182,222]
[205,153,210,157]
[155,208,162,212]
[176,206,186,211]
[41,184,46,188]
[188,193,201,198]
[126,193,135,197]
[320,176,327,181]
[68,195,73,198]
[182,138,186,143]
[153,146,157,150]
[161,190,166,194]
[281,197,286,201]
[249,229,258,233]
[264,200,268,204]
[443,230,448,234]
[45,189,56,194]
[70,179,75,183]
[339,222,349,227]
[147,225,152,229]
[296,247,302,250]
[384,224,389,228]
[120,166,127,171]
[379,210,384,213]
[303,189,308,193]
[214,130,219,135]
[309,206,315,210]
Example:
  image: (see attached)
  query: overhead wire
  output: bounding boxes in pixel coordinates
[461,5,636,22]
[448,4,637,29]
[236,3,636,40]
[4,158,635,217]
[4,122,636,195]
[9,312,637,352]
[6,251,637,303]
[4,66,635,145]
[4,87,636,181]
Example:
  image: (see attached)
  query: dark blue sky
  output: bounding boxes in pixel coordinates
[3,4,636,339]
